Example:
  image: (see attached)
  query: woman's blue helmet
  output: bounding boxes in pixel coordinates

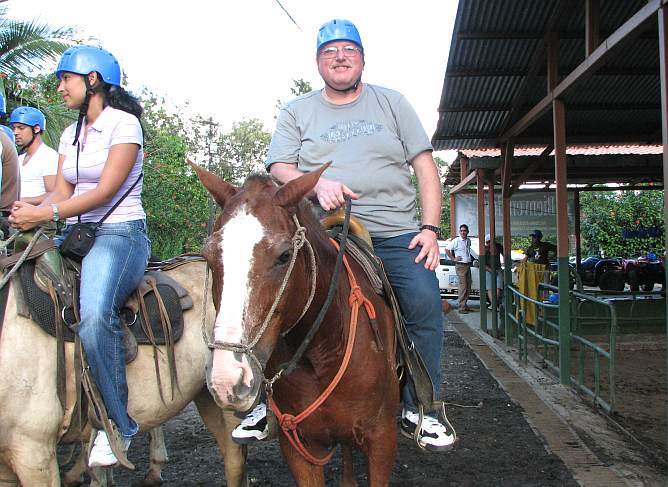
[56,45,121,86]
[0,93,6,116]
[316,19,363,52]
[0,125,15,144]
[9,107,46,131]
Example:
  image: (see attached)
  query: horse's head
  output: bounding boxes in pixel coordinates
[190,160,329,412]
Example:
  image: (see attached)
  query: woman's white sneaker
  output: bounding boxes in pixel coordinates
[232,402,269,444]
[88,430,131,468]
[400,409,455,452]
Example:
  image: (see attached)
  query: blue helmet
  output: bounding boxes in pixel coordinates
[56,45,121,86]
[0,125,15,144]
[0,93,6,116]
[529,229,543,239]
[316,19,363,52]
[9,106,46,131]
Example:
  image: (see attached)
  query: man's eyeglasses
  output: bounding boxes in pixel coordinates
[318,45,362,59]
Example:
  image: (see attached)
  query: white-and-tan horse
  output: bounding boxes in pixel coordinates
[0,257,247,486]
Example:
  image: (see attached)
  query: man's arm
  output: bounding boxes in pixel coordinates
[409,151,442,270]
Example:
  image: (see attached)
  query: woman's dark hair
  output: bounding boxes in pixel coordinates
[103,83,143,119]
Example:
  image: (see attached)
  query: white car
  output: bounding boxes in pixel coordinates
[436,238,522,298]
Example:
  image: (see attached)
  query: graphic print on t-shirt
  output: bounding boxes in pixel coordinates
[319,120,383,143]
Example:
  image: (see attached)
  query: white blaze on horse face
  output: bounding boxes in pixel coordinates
[214,207,265,344]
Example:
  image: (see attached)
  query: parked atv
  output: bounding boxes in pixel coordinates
[624,254,666,292]
[576,256,626,291]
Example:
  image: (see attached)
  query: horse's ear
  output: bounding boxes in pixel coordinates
[188,159,237,208]
[273,162,332,209]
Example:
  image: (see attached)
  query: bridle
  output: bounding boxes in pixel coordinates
[207,213,318,387]
[207,198,353,392]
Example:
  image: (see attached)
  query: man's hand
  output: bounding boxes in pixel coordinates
[314,177,359,211]
[408,229,440,270]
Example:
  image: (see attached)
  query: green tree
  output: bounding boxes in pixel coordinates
[218,118,271,184]
[141,93,210,258]
[580,188,665,258]
[275,78,313,114]
[0,10,74,142]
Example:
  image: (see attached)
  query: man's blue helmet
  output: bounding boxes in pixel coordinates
[316,19,363,52]
[529,229,543,239]
[0,125,15,144]
[10,107,46,131]
[0,93,6,116]
[56,45,121,86]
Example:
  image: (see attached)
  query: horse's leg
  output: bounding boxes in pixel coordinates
[141,426,167,486]
[362,417,397,487]
[0,462,18,485]
[10,440,60,487]
[340,445,358,487]
[88,466,113,487]
[193,389,248,487]
[278,437,325,487]
[61,447,87,487]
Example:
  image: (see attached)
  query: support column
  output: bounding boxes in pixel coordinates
[657,6,668,466]
[477,170,487,333]
[574,190,582,290]
[553,99,571,386]
[501,143,514,344]
[488,172,499,337]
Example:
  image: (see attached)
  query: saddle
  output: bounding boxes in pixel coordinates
[322,212,441,415]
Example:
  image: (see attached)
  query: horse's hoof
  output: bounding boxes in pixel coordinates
[141,472,164,486]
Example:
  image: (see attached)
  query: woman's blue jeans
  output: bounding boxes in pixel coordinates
[372,232,444,411]
[61,220,150,438]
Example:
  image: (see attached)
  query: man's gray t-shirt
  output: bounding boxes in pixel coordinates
[266,84,433,239]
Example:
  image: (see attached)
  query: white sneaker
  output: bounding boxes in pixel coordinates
[231,402,269,444]
[400,409,455,452]
[88,430,131,468]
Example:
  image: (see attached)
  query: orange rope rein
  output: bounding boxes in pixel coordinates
[269,238,377,465]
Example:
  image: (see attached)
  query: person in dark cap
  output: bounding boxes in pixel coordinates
[523,229,556,265]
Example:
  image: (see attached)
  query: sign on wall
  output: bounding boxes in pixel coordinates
[453,191,575,238]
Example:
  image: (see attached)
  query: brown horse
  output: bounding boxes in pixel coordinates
[192,162,400,486]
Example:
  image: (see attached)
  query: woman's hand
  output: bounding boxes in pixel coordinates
[9,201,49,231]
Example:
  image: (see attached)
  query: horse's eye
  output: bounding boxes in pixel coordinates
[276,249,293,266]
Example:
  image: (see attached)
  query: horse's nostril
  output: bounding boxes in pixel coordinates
[232,351,245,363]
[233,379,252,399]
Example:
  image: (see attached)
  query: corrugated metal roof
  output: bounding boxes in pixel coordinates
[433,0,659,151]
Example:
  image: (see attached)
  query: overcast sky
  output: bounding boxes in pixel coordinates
[8,1,457,158]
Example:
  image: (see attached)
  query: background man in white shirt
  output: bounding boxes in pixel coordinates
[446,224,474,312]
[10,107,58,205]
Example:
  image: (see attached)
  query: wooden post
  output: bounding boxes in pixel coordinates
[501,143,514,343]
[488,172,498,337]
[657,6,668,466]
[477,170,487,333]
[553,99,571,387]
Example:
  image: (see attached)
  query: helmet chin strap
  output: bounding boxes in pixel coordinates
[72,75,99,145]
[325,76,362,94]
[18,129,38,155]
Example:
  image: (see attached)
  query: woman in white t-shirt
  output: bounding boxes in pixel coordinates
[9,45,150,468]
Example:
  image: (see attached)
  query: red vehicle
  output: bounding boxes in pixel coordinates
[624,253,665,292]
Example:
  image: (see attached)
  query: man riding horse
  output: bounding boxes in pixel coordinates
[232,18,455,452]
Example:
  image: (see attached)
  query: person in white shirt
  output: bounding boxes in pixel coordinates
[10,107,58,205]
[446,224,474,312]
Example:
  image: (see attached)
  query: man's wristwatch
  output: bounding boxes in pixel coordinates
[51,204,59,223]
[420,224,441,238]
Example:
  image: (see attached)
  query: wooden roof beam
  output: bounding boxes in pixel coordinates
[501,0,661,142]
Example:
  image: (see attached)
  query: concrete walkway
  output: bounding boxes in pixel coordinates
[445,300,666,487]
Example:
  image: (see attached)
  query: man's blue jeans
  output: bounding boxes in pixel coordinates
[372,232,443,411]
[64,219,150,438]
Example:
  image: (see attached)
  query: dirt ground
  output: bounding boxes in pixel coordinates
[79,324,580,487]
